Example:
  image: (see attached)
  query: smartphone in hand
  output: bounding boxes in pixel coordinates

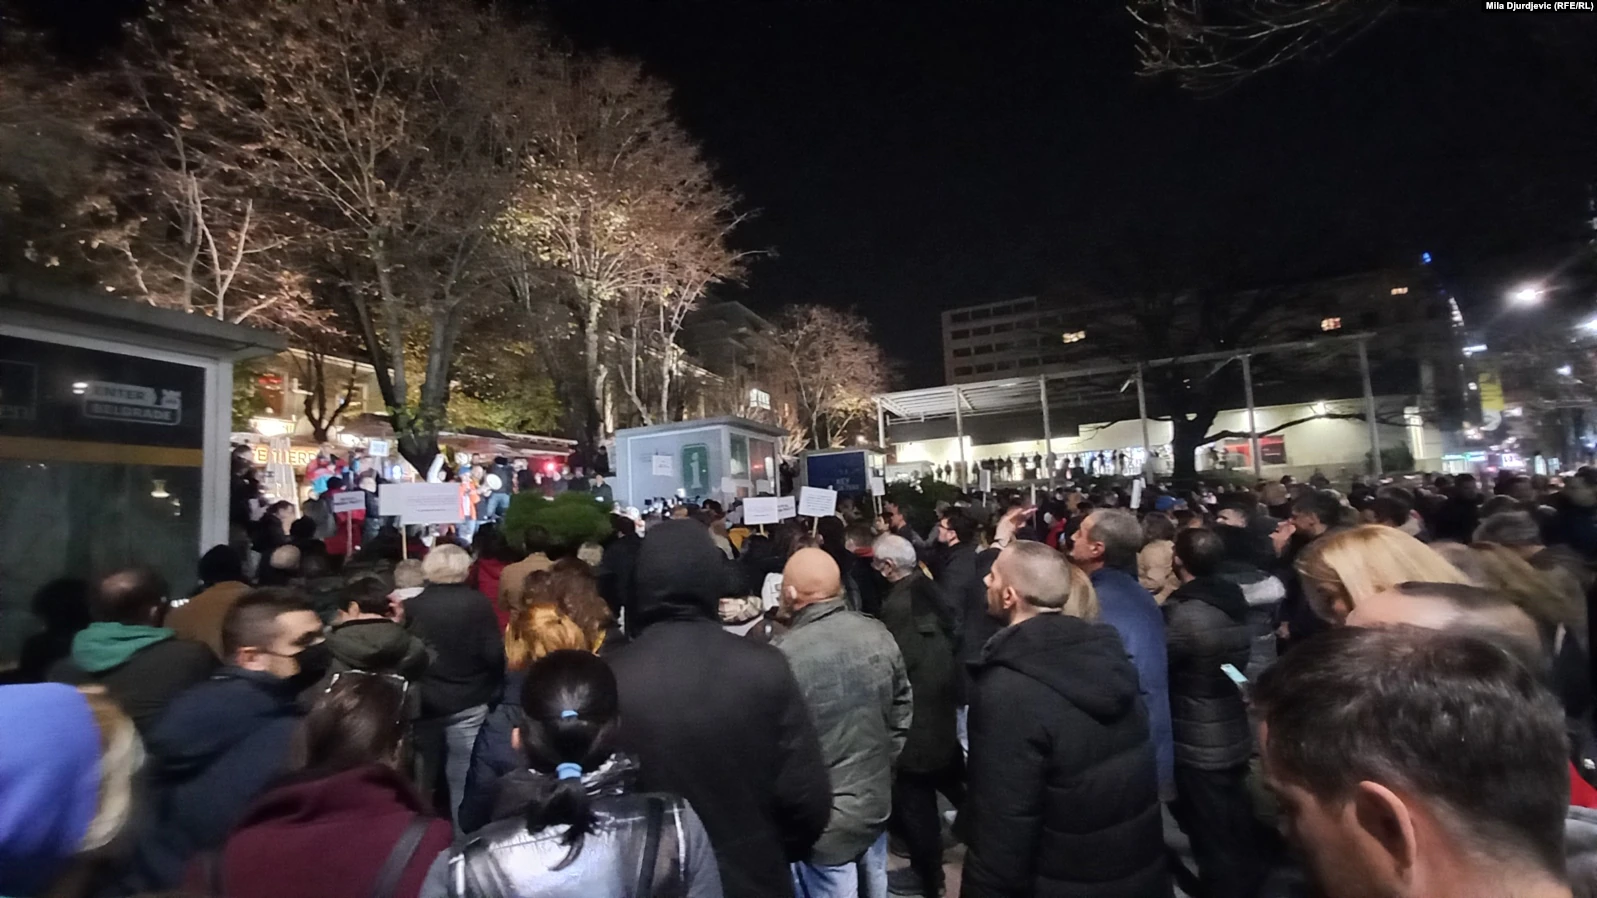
[1220,663,1250,702]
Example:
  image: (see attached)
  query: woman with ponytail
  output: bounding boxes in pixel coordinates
[421,650,722,898]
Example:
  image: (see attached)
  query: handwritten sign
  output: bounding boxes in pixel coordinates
[367,439,391,458]
[330,490,365,514]
[798,486,838,519]
[869,476,886,497]
[651,454,674,477]
[776,496,797,520]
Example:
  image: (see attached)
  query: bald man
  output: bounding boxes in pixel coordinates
[776,548,911,898]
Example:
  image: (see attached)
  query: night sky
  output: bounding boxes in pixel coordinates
[24,1,1597,386]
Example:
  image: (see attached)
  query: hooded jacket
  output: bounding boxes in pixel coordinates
[126,668,304,890]
[1162,576,1254,770]
[962,614,1169,898]
[48,622,216,735]
[198,764,451,898]
[607,520,831,898]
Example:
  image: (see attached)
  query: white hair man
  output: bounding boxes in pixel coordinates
[405,542,505,831]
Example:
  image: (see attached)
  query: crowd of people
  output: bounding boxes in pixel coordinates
[5,464,1597,898]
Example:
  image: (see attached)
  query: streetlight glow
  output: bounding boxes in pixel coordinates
[1557,364,1574,377]
[1510,284,1545,306]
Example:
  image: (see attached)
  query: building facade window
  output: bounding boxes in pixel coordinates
[1060,330,1086,344]
[954,365,973,376]
[748,387,771,410]
[1320,317,1342,332]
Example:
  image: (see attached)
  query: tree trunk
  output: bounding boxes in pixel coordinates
[1169,408,1219,487]
[584,287,604,447]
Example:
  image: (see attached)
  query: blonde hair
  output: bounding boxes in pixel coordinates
[1062,562,1101,622]
[78,688,144,852]
[421,543,472,585]
[504,603,590,671]
[1297,525,1470,625]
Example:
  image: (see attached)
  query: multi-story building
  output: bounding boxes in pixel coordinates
[940,267,1459,385]
[678,300,795,425]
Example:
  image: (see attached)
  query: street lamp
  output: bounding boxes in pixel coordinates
[1509,284,1545,306]
[1558,364,1574,377]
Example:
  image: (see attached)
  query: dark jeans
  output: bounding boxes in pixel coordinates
[1171,763,1267,898]
[889,758,965,894]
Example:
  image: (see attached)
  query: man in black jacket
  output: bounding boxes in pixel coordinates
[929,506,989,749]
[874,534,962,898]
[406,543,505,831]
[609,519,832,898]
[49,566,216,735]
[1164,528,1266,898]
[964,541,1169,898]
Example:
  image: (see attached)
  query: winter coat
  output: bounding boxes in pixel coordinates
[599,534,643,628]
[48,623,216,735]
[878,572,960,774]
[422,760,722,898]
[167,581,252,660]
[405,583,505,718]
[126,668,304,890]
[962,614,1169,898]
[775,598,912,864]
[195,764,451,898]
[497,553,554,619]
[1137,541,1179,604]
[1162,576,1253,771]
[928,541,979,646]
[458,668,529,836]
[608,520,831,898]
[1089,567,1175,798]
[471,559,508,612]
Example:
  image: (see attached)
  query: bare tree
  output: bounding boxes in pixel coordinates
[292,346,358,444]
[771,305,890,449]
[1126,0,1402,93]
[136,0,557,470]
[501,57,746,445]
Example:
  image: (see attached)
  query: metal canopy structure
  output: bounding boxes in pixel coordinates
[874,332,1383,487]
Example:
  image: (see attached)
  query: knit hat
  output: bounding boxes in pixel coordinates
[0,684,100,896]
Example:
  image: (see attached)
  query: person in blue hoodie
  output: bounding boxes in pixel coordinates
[1069,508,1175,800]
[123,587,329,891]
[48,566,216,735]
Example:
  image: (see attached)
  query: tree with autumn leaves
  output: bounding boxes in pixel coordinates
[1,0,797,469]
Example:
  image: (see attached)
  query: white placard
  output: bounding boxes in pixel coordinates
[761,573,784,611]
[378,482,462,524]
[651,454,674,477]
[776,496,797,520]
[367,439,391,458]
[755,479,773,495]
[979,468,992,493]
[720,476,738,496]
[331,490,365,514]
[1130,478,1144,511]
[743,497,781,526]
[798,486,838,518]
[869,476,886,497]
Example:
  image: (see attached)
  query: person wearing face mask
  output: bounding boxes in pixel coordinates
[120,588,328,891]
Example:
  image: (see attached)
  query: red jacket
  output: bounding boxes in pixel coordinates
[472,557,508,629]
[191,764,451,898]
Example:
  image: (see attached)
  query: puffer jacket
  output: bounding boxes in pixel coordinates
[423,760,723,898]
[962,614,1169,898]
[1162,576,1253,771]
[775,598,912,865]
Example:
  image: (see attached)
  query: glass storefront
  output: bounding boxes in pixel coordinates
[0,335,207,661]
